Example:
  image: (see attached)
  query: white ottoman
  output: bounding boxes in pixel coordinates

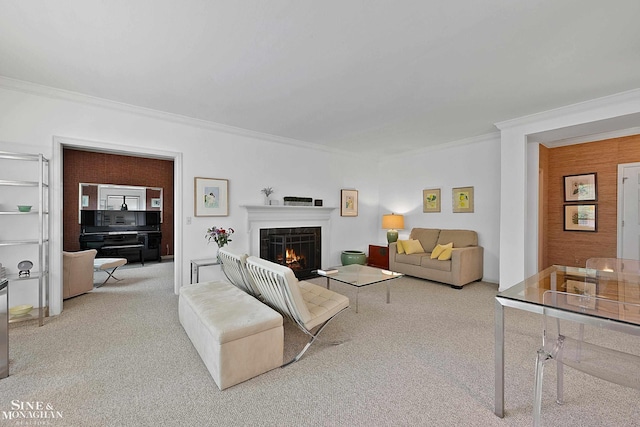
[93,258,127,287]
[179,281,284,390]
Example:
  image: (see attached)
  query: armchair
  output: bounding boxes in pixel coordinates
[62,249,97,299]
[245,256,349,365]
[218,249,261,298]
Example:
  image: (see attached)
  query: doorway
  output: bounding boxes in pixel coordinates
[51,136,183,317]
[618,162,640,260]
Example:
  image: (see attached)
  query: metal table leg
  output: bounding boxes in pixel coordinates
[495,298,505,418]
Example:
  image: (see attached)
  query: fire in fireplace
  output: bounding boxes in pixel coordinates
[259,227,321,279]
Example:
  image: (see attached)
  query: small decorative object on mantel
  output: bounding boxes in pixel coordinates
[205,226,235,260]
[284,197,313,206]
[261,187,274,205]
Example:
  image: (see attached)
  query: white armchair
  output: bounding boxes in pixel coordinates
[245,256,349,365]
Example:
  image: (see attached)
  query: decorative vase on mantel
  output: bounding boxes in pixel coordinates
[264,195,271,205]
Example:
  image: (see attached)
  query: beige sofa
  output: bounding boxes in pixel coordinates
[388,228,483,289]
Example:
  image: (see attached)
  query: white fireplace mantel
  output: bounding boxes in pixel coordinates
[241,205,337,266]
[241,205,337,227]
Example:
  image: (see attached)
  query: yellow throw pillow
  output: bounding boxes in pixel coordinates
[403,239,425,255]
[438,246,453,261]
[396,240,408,254]
[430,242,453,259]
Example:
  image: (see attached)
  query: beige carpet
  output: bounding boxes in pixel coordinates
[1,261,639,426]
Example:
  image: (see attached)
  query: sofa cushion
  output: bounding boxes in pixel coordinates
[438,246,453,260]
[420,257,452,272]
[430,242,453,259]
[410,228,441,253]
[437,229,477,248]
[397,240,408,254]
[395,253,423,266]
[403,239,425,255]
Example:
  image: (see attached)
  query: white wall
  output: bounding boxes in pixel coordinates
[497,88,640,291]
[378,134,501,283]
[0,81,380,314]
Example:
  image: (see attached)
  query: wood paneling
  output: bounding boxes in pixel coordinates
[63,149,174,256]
[542,134,640,268]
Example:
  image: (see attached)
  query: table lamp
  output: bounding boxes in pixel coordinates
[382,213,404,244]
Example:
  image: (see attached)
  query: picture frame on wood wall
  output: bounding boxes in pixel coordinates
[564,173,597,202]
[564,204,597,232]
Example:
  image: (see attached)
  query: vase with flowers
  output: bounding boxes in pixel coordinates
[205,226,235,260]
[261,187,274,205]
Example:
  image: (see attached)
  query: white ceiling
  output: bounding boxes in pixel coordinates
[1,0,639,155]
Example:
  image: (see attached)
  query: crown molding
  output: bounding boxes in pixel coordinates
[539,126,640,148]
[0,75,353,155]
[383,131,500,161]
[495,88,640,131]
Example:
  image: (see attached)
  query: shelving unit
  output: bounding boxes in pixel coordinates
[0,151,49,326]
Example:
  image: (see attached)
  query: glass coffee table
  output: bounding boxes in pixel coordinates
[320,264,403,313]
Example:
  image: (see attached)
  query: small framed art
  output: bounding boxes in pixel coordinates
[423,188,441,213]
[195,177,229,217]
[564,204,596,232]
[151,198,161,208]
[452,186,474,213]
[564,173,597,202]
[340,189,358,217]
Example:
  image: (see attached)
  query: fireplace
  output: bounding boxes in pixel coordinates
[260,227,321,279]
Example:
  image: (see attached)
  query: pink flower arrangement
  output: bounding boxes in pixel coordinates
[205,226,234,248]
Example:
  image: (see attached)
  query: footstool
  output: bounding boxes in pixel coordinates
[94,258,127,287]
[179,281,284,390]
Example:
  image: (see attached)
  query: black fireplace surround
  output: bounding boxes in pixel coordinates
[259,227,321,279]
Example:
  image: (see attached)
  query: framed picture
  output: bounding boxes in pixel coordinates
[564,204,596,232]
[452,186,474,213]
[194,177,229,217]
[81,195,89,208]
[151,198,161,208]
[340,189,358,217]
[423,188,441,213]
[564,173,597,202]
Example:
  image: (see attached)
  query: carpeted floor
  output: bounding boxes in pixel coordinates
[1,261,638,426]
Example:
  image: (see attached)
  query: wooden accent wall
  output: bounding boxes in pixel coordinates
[63,149,174,256]
[542,134,640,268]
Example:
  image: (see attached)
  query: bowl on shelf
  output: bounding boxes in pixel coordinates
[17,205,32,212]
[9,304,33,316]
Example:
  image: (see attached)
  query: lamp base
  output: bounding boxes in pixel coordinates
[386,230,399,244]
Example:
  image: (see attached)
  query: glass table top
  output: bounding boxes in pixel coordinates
[497,265,640,326]
[326,264,403,288]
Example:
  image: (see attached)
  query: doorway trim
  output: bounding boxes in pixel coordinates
[617,162,640,258]
[51,136,182,316]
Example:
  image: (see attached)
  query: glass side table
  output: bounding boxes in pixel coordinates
[190,258,219,284]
